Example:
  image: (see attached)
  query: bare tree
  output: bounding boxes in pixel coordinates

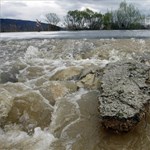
[45,13,60,25]
[36,19,43,31]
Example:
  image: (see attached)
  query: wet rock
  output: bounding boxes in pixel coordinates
[13,59,27,71]
[77,73,101,89]
[132,52,150,66]
[0,83,30,126]
[49,66,82,81]
[50,97,79,138]
[77,65,103,89]
[36,81,77,105]
[99,61,150,132]
[6,91,53,132]
[146,70,150,84]
[1,82,30,96]
[18,66,45,82]
[0,60,27,84]
[57,91,100,150]
[25,77,48,88]
[79,65,101,78]
[0,89,13,126]
[77,91,100,117]
[0,71,18,83]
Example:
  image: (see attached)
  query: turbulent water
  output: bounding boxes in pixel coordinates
[0,38,150,150]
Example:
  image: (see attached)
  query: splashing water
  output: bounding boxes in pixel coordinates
[0,38,150,150]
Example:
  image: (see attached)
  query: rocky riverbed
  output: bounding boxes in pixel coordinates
[0,39,150,150]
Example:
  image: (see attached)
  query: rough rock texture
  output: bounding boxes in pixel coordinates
[99,61,150,132]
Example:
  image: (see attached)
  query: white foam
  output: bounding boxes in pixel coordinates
[0,127,56,150]
[25,46,40,59]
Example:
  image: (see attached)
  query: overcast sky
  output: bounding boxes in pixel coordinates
[1,0,150,23]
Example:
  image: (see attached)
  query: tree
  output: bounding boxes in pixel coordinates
[64,8,103,30]
[112,1,143,29]
[83,8,103,29]
[103,12,113,29]
[45,13,60,25]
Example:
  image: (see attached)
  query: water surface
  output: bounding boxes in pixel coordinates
[1,30,150,40]
[0,37,150,150]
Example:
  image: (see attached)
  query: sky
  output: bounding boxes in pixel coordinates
[0,0,150,23]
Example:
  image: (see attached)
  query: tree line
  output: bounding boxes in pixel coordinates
[45,1,149,30]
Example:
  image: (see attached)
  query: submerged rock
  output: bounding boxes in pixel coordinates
[77,65,103,89]
[0,71,18,83]
[1,82,30,95]
[50,96,79,138]
[77,73,101,89]
[36,81,77,105]
[0,83,30,126]
[49,66,82,81]
[0,89,13,126]
[99,61,150,132]
[18,66,45,82]
[6,91,53,132]
[53,91,100,150]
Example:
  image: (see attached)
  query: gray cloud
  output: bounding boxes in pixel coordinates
[1,0,150,22]
[8,1,27,7]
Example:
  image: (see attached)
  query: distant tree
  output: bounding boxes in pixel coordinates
[103,11,113,29]
[64,8,103,30]
[84,8,103,29]
[45,13,60,25]
[112,1,143,29]
[64,10,84,30]
[36,19,43,31]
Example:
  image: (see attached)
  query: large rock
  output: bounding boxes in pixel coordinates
[0,61,27,83]
[99,61,150,132]
[18,66,45,82]
[0,83,30,126]
[36,81,77,105]
[77,65,103,89]
[52,91,100,150]
[77,73,102,90]
[50,96,79,138]
[6,91,53,132]
[49,66,82,81]
[0,71,18,83]
[1,82,30,95]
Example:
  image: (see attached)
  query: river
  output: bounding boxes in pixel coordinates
[1,30,150,40]
[0,31,150,150]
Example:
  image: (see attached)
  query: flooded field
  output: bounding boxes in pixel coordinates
[0,38,150,150]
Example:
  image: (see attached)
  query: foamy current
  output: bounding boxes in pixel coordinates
[0,38,150,150]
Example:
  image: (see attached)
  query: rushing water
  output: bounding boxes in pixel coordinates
[0,32,150,150]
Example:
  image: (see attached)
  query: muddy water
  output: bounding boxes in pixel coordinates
[0,39,150,150]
